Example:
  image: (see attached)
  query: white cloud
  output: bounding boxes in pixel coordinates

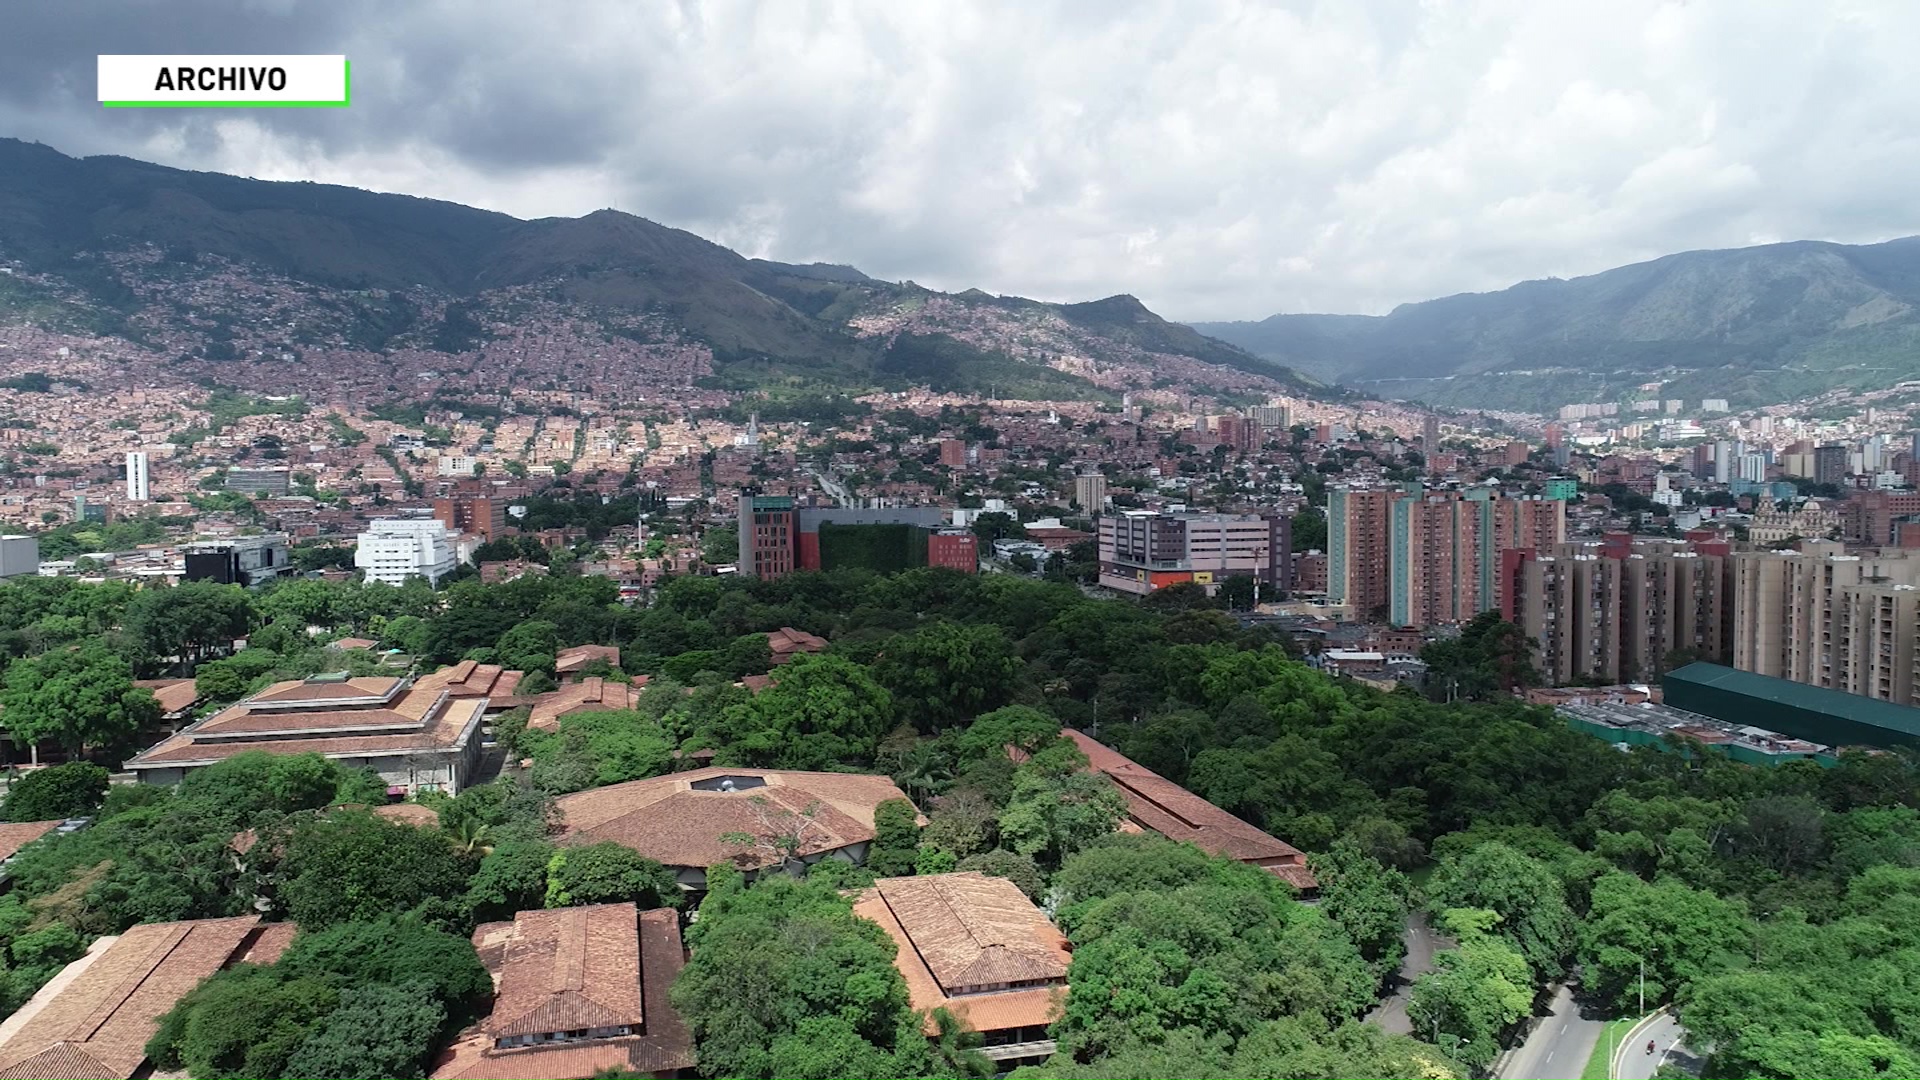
[4,0,1920,319]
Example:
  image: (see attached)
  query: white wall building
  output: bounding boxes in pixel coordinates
[125,451,150,501]
[355,518,458,586]
[0,535,39,579]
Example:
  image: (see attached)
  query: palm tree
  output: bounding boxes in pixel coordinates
[891,743,951,807]
[449,817,493,857]
[923,1006,990,1076]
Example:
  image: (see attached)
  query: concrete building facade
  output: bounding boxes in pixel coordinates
[125,450,149,502]
[355,518,459,586]
[1073,472,1107,512]
[1506,537,1732,685]
[1097,510,1288,597]
[433,496,508,541]
[1327,485,1396,618]
[1731,541,1920,706]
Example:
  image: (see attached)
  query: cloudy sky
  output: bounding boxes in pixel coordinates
[4,0,1918,320]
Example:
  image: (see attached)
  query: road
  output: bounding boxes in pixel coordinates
[1615,1012,1697,1080]
[804,465,854,508]
[1497,984,1605,1080]
[1364,912,1440,1036]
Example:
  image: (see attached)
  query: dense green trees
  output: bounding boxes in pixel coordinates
[276,810,476,928]
[711,653,894,769]
[1418,611,1540,701]
[543,842,681,910]
[0,644,158,756]
[518,708,675,793]
[672,867,985,1079]
[123,579,257,671]
[867,798,922,877]
[1042,836,1387,1071]
[1407,909,1534,1071]
[1426,842,1578,979]
[873,622,1019,733]
[149,917,487,1080]
[0,559,1916,1077]
[1310,840,1416,983]
[1577,872,1750,1011]
[2,761,107,821]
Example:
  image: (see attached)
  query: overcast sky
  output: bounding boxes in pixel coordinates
[5,0,1918,320]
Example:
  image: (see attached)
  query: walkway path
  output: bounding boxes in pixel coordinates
[1364,912,1441,1036]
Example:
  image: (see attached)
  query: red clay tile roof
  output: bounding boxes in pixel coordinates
[1062,729,1317,890]
[330,637,380,651]
[434,661,525,698]
[766,627,828,663]
[130,680,200,717]
[125,691,487,768]
[487,904,643,1038]
[853,872,1068,1036]
[249,676,403,703]
[430,905,694,1080]
[555,768,911,871]
[0,822,61,864]
[0,916,264,1079]
[233,923,298,967]
[554,645,621,675]
[527,678,644,733]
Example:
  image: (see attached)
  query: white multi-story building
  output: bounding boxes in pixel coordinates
[0,535,38,579]
[355,518,458,586]
[125,451,150,501]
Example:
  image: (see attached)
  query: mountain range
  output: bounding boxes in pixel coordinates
[6,136,1915,416]
[0,138,1316,406]
[1190,237,1920,412]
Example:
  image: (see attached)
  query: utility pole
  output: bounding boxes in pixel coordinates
[1639,957,1645,1015]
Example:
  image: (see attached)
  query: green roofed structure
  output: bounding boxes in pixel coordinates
[1663,661,1920,750]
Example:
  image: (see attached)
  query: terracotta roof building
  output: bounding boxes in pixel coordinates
[527,677,648,733]
[131,679,202,723]
[853,872,1070,1067]
[766,627,828,665]
[1063,729,1318,893]
[0,915,293,1080]
[554,645,621,682]
[435,660,526,700]
[429,903,693,1080]
[125,669,490,797]
[0,820,62,865]
[555,767,912,890]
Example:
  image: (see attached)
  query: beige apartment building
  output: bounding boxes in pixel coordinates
[1504,539,1731,685]
[1731,541,1920,705]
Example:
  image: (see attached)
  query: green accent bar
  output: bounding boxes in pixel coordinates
[103,59,350,108]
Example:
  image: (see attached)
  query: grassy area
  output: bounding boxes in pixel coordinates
[1582,1014,1649,1080]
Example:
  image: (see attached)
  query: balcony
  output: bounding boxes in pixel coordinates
[981,1040,1059,1063]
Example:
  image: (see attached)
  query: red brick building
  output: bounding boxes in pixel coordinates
[433,496,508,540]
[926,529,980,573]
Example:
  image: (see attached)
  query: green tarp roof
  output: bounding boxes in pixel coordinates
[1664,662,1920,740]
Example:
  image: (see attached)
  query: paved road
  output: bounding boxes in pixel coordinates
[1497,984,1605,1080]
[1616,1012,1696,1080]
[1364,912,1440,1036]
